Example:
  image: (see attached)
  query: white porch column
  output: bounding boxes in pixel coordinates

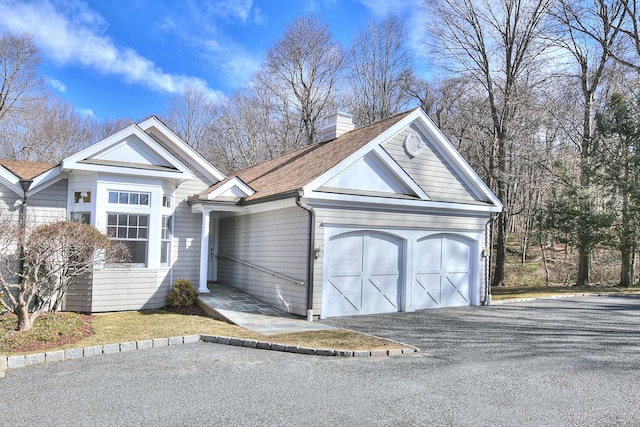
[198,209,210,293]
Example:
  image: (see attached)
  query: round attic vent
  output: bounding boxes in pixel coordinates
[403,132,424,158]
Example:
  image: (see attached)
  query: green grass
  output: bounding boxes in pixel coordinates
[491,286,640,301]
[1,309,404,356]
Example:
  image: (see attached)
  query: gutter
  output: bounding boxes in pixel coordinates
[296,191,316,322]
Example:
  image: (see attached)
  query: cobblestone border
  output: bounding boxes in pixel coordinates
[0,333,420,377]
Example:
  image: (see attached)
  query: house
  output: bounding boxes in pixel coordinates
[0,117,225,312]
[0,108,501,318]
[192,108,502,319]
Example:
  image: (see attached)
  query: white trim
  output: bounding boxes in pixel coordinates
[61,124,194,182]
[138,116,226,183]
[371,146,430,200]
[206,177,255,200]
[190,202,244,214]
[199,210,210,293]
[306,191,502,214]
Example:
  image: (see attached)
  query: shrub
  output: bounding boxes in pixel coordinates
[168,279,198,307]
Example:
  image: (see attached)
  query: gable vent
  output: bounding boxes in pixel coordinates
[319,112,355,143]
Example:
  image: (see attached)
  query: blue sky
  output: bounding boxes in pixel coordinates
[0,0,427,122]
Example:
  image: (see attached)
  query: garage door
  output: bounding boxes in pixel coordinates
[324,231,402,317]
[413,235,472,309]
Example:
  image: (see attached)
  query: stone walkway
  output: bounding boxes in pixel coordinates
[197,282,334,335]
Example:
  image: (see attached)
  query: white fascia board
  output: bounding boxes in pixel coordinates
[27,166,65,196]
[0,166,22,195]
[61,124,194,181]
[412,114,503,211]
[206,177,255,200]
[306,190,502,214]
[370,145,430,200]
[190,201,245,214]
[243,197,298,215]
[138,116,226,183]
[67,162,191,180]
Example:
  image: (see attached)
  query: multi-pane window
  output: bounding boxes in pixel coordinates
[162,195,172,208]
[108,191,150,206]
[107,214,149,265]
[74,191,91,203]
[161,215,172,265]
[71,212,91,224]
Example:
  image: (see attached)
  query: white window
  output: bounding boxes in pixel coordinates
[107,213,149,265]
[162,195,172,209]
[74,191,92,204]
[108,191,150,206]
[161,215,172,265]
[71,212,91,224]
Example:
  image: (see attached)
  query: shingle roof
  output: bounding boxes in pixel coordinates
[204,110,414,202]
[0,159,58,180]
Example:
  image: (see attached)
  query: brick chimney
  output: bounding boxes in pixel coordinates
[319,112,354,142]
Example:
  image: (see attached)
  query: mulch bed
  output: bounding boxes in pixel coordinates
[4,314,94,354]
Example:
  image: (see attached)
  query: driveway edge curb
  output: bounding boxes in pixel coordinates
[1,332,420,376]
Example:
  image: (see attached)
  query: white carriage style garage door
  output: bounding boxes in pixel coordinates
[413,234,473,309]
[324,231,402,317]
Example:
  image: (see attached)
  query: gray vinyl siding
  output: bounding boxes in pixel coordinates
[0,182,21,220]
[171,173,213,285]
[90,268,172,312]
[315,207,488,231]
[383,125,479,203]
[217,206,309,316]
[64,273,92,312]
[28,179,68,227]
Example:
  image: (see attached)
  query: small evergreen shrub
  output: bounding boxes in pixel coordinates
[168,279,198,307]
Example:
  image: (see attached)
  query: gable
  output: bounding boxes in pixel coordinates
[61,124,194,181]
[318,151,420,198]
[299,109,501,212]
[84,136,175,170]
[382,125,480,204]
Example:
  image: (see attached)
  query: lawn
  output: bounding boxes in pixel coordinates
[491,285,640,301]
[0,306,403,356]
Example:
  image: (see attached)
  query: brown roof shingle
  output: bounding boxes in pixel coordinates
[0,159,58,180]
[206,110,414,202]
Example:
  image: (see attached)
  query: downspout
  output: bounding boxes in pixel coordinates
[483,215,494,306]
[296,192,315,322]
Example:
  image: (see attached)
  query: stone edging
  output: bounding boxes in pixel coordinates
[1,333,420,377]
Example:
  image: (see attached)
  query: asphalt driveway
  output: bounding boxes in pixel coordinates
[1,296,639,426]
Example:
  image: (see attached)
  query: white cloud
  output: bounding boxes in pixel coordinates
[0,0,220,96]
[78,107,95,118]
[209,0,254,23]
[46,76,67,92]
[154,1,263,90]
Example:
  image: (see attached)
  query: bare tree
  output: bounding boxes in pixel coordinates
[550,0,626,286]
[426,0,553,287]
[346,15,414,126]
[0,95,100,162]
[208,90,282,173]
[0,221,112,332]
[163,85,220,154]
[0,32,43,122]
[259,14,345,145]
